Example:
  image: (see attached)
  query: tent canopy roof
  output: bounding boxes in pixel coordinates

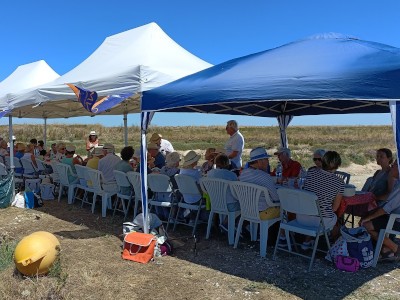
[0,60,59,99]
[6,22,212,119]
[142,33,400,117]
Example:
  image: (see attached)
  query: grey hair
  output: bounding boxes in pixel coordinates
[313,149,326,157]
[227,120,238,131]
[281,148,291,158]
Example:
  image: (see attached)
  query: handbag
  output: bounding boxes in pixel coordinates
[325,236,349,262]
[340,226,374,268]
[122,232,157,264]
[335,255,360,272]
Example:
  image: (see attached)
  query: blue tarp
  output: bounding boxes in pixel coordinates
[142,34,400,117]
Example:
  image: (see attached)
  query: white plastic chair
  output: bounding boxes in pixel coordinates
[113,170,134,220]
[174,174,206,236]
[126,171,142,218]
[54,163,79,204]
[147,173,177,230]
[200,177,239,245]
[5,156,23,176]
[20,158,38,179]
[0,162,8,177]
[73,165,95,207]
[35,159,48,175]
[372,213,400,267]
[273,187,331,272]
[230,181,280,257]
[335,171,351,184]
[86,168,116,217]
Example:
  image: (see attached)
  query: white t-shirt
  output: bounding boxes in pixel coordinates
[160,139,174,157]
[98,153,121,183]
[224,130,244,168]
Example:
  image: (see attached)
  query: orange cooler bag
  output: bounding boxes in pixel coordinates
[122,232,157,264]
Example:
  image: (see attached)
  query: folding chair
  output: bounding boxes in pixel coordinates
[5,156,23,176]
[230,181,280,257]
[200,177,239,245]
[273,187,331,272]
[126,171,142,218]
[0,162,7,178]
[335,171,351,184]
[53,163,79,204]
[86,168,117,217]
[113,170,134,220]
[20,158,39,179]
[174,174,206,236]
[372,213,400,267]
[73,165,95,207]
[147,173,177,231]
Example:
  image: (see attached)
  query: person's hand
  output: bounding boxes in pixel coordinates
[359,218,368,226]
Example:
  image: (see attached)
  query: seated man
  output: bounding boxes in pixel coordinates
[270,147,302,178]
[147,142,166,169]
[361,160,400,260]
[114,146,135,195]
[240,147,280,220]
[98,143,121,192]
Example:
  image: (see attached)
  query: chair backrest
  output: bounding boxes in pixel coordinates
[335,171,351,184]
[230,181,272,222]
[54,163,74,186]
[0,162,7,176]
[277,187,319,216]
[148,173,172,193]
[362,176,374,192]
[174,174,202,198]
[86,168,103,192]
[20,158,36,174]
[200,177,230,213]
[75,164,88,186]
[6,156,23,170]
[114,170,132,190]
[36,159,46,172]
[126,171,141,200]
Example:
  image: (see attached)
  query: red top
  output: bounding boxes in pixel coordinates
[271,159,302,178]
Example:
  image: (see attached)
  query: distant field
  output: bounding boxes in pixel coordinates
[0,124,395,168]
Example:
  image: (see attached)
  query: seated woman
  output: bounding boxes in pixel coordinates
[55,143,66,162]
[37,140,47,156]
[200,147,216,175]
[207,153,239,212]
[179,150,202,203]
[86,131,100,157]
[114,146,135,195]
[22,144,39,175]
[308,149,326,171]
[61,146,83,183]
[361,160,400,261]
[300,151,344,248]
[14,143,25,174]
[365,148,394,205]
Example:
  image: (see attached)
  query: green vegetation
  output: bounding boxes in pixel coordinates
[0,238,17,272]
[0,124,395,169]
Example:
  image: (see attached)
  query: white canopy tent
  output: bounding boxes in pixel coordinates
[3,22,212,146]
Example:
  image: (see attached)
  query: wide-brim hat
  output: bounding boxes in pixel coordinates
[103,143,115,152]
[16,143,25,151]
[92,147,104,156]
[89,131,97,136]
[212,147,226,155]
[66,146,76,152]
[274,146,291,156]
[248,147,272,163]
[150,133,162,143]
[182,150,201,167]
[147,142,160,150]
[166,152,180,165]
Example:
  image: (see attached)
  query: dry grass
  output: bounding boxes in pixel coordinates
[0,124,395,168]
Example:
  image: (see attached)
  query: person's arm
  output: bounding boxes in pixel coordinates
[332,194,343,212]
[360,207,387,226]
[73,156,83,166]
[31,155,38,169]
[86,140,93,151]
[229,150,239,159]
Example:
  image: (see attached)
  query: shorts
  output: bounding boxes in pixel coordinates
[371,214,400,232]
[259,206,280,221]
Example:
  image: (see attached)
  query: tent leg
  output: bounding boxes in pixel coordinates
[9,114,15,200]
[44,117,47,150]
[123,113,128,147]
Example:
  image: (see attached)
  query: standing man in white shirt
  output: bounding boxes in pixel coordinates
[150,133,174,157]
[224,120,244,168]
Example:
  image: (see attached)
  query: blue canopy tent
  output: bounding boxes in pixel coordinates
[139,34,400,232]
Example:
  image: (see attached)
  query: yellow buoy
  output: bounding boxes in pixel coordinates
[14,231,60,276]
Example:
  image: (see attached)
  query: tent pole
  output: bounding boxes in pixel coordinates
[123,113,128,146]
[9,114,15,201]
[44,117,47,150]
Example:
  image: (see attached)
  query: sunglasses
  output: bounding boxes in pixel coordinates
[313,157,322,162]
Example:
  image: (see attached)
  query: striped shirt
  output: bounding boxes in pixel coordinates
[304,168,344,218]
[239,168,279,211]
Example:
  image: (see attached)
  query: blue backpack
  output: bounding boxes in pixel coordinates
[340,226,374,268]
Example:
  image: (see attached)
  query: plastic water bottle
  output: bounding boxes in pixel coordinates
[276,163,283,184]
[298,167,307,189]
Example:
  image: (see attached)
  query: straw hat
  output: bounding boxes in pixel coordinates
[166,152,180,165]
[147,142,160,150]
[150,133,162,143]
[182,150,201,167]
[248,147,272,163]
[16,143,25,151]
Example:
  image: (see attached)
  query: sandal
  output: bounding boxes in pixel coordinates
[379,251,396,262]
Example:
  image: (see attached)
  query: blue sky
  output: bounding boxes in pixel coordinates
[1,0,399,127]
